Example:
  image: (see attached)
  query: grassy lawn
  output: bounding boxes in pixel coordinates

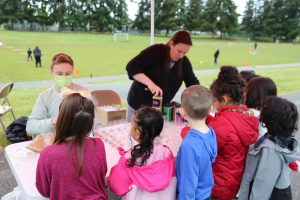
[1,67,300,148]
[0,30,300,82]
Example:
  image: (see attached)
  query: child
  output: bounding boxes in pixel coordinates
[36,93,108,200]
[239,96,300,200]
[244,76,277,138]
[244,76,300,174]
[176,85,217,200]
[208,66,259,200]
[108,107,176,199]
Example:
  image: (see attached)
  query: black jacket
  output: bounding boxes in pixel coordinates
[126,44,199,109]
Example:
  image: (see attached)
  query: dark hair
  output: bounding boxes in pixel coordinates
[239,70,258,84]
[54,93,95,176]
[210,66,245,104]
[181,85,212,120]
[51,53,74,71]
[170,30,192,46]
[128,107,164,167]
[245,77,277,109]
[260,96,298,138]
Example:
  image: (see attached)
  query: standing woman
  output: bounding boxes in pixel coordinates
[126,30,199,120]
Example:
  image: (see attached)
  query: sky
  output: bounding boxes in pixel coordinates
[126,0,247,22]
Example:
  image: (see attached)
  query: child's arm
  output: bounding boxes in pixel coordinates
[177,144,199,199]
[249,149,281,200]
[108,150,132,196]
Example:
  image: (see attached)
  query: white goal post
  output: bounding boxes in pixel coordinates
[113,32,129,42]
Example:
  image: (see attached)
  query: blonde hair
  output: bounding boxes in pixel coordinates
[181,85,212,120]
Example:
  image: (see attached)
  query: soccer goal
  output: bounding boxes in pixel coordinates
[113,25,129,42]
[113,32,129,42]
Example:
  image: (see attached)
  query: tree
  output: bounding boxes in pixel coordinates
[155,0,179,36]
[133,0,150,33]
[35,0,53,30]
[48,0,67,31]
[0,0,22,29]
[241,0,255,34]
[20,0,36,30]
[176,0,186,28]
[113,0,128,29]
[202,0,217,36]
[214,0,238,38]
[87,0,114,32]
[185,0,203,33]
[284,0,300,41]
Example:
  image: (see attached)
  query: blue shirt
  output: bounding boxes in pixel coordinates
[176,127,217,200]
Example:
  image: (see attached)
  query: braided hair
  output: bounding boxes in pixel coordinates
[128,107,164,167]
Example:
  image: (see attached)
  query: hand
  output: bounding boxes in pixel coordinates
[147,82,163,97]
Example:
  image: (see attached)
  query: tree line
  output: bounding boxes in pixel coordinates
[0,0,128,32]
[0,0,299,41]
[241,0,300,42]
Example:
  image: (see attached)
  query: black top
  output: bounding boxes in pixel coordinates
[126,44,199,110]
[214,50,220,58]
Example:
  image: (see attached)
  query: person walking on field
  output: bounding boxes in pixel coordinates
[33,46,42,67]
[27,48,33,61]
[214,49,220,65]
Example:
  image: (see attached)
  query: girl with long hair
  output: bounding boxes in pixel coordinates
[36,93,107,200]
[108,107,176,199]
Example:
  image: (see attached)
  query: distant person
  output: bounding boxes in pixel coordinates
[26,53,87,135]
[126,30,199,121]
[0,40,3,48]
[239,96,300,200]
[36,93,108,200]
[108,107,176,199]
[27,48,32,61]
[177,85,217,199]
[254,42,257,51]
[214,49,220,64]
[33,46,42,67]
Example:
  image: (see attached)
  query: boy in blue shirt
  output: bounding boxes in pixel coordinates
[176,85,217,200]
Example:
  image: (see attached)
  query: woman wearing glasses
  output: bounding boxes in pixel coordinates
[26,53,87,135]
[126,30,199,121]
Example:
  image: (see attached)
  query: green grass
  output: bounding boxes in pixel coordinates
[1,67,300,148]
[0,30,300,82]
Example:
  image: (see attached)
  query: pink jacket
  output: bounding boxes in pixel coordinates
[108,144,176,196]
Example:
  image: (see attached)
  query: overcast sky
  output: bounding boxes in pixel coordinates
[126,0,247,22]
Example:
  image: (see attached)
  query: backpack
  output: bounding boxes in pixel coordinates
[6,116,29,143]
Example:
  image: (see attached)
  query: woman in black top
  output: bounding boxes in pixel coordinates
[126,30,199,120]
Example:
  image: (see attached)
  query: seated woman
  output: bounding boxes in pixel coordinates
[26,53,87,135]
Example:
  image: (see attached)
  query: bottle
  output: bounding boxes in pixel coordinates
[152,96,163,112]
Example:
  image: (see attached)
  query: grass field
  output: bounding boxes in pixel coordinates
[0,30,300,82]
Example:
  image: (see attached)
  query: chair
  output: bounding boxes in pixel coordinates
[0,82,16,132]
[91,90,121,106]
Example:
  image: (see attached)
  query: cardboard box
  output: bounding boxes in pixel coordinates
[96,105,126,126]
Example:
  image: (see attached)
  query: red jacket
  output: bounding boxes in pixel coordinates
[207,105,259,200]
